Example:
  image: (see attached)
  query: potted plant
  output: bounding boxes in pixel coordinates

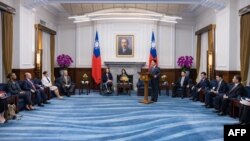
[56,54,73,75]
[177,56,193,76]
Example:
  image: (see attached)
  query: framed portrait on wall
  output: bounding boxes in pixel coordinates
[116,35,134,57]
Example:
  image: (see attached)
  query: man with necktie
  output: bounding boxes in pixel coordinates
[59,70,75,97]
[190,72,210,101]
[149,59,160,102]
[23,73,49,107]
[172,71,189,98]
[215,75,244,116]
[204,74,228,108]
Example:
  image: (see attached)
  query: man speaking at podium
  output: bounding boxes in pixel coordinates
[150,59,160,102]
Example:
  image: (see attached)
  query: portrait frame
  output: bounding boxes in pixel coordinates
[116,35,134,57]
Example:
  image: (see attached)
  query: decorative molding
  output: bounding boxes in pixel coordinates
[36,24,57,35]
[239,5,250,16]
[104,61,146,67]
[0,1,15,14]
[195,24,215,35]
[23,0,226,15]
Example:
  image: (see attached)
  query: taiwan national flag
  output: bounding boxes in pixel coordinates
[149,32,157,68]
[92,31,102,84]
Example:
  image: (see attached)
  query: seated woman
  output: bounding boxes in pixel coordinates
[119,68,129,83]
[41,71,63,99]
[7,73,35,111]
[102,68,113,92]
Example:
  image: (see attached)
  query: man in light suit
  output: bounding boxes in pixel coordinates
[150,59,160,102]
[118,38,132,55]
[59,70,75,97]
[172,71,189,98]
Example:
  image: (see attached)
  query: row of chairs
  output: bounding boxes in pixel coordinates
[0,78,76,113]
[189,80,250,117]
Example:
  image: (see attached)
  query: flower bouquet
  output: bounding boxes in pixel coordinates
[177,56,193,71]
[56,54,73,68]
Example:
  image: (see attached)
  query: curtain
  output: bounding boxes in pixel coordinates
[240,13,250,85]
[0,12,2,82]
[50,35,55,83]
[196,35,201,81]
[2,12,13,78]
[208,28,215,51]
[42,32,51,79]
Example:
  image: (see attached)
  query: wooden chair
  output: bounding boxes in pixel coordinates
[116,75,133,96]
[199,89,206,102]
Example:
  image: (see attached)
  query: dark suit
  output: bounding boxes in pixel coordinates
[172,76,189,97]
[59,76,75,96]
[23,79,47,105]
[191,78,210,100]
[150,66,160,102]
[102,73,113,90]
[239,104,250,124]
[7,80,32,105]
[118,48,132,55]
[205,80,227,106]
[214,83,243,114]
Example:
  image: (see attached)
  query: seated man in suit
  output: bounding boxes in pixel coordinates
[59,70,75,97]
[204,74,227,108]
[190,72,210,101]
[102,68,113,92]
[23,73,49,107]
[215,75,244,116]
[172,71,189,98]
[7,73,35,110]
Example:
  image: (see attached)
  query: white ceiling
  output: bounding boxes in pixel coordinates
[23,0,227,17]
[61,3,190,16]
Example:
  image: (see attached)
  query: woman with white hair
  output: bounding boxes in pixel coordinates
[41,71,63,99]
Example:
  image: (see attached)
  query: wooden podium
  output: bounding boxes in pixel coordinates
[138,72,153,104]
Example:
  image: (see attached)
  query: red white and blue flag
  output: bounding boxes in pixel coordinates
[149,32,157,68]
[92,31,102,84]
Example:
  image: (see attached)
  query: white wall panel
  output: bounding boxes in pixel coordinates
[19,5,35,69]
[215,7,230,70]
[57,18,195,69]
[158,23,175,68]
[175,24,195,67]
[57,24,76,67]
[76,23,93,67]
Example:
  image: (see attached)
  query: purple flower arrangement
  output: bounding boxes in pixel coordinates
[177,56,193,70]
[56,54,73,68]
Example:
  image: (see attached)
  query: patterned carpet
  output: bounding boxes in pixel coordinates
[0,92,238,141]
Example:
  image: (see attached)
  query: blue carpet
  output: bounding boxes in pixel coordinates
[0,92,238,141]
